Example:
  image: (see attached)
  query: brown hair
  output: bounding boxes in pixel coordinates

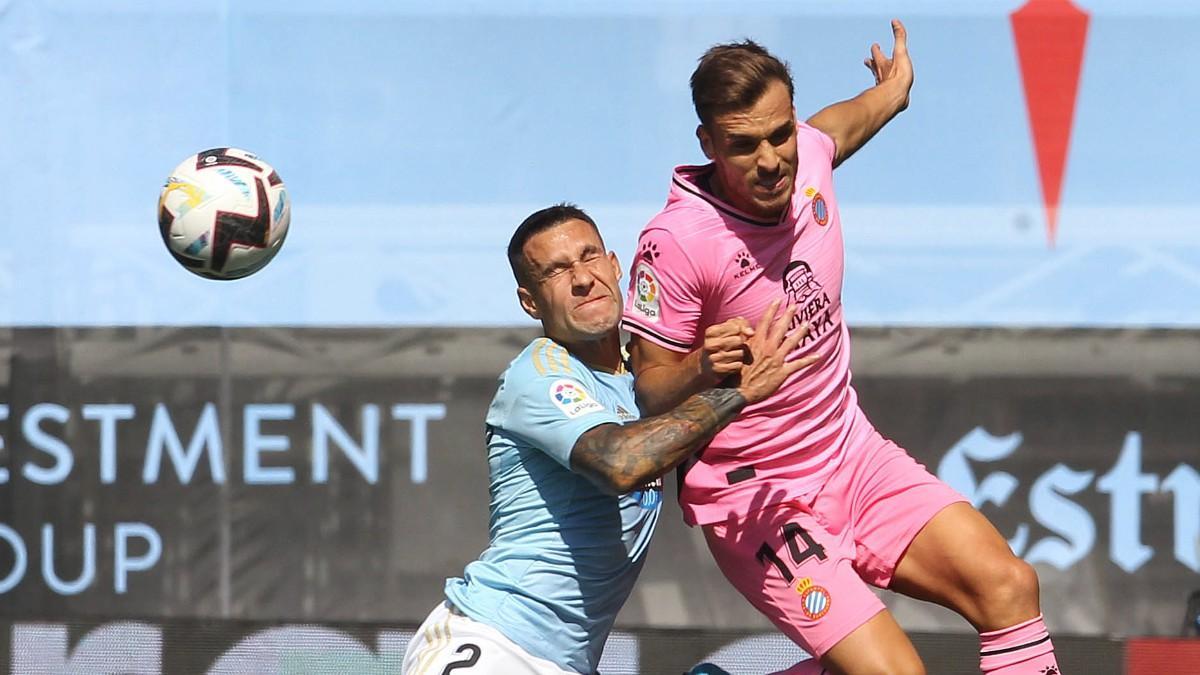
[507,203,601,286]
[690,40,795,126]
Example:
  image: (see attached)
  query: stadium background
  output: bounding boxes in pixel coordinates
[2,0,1198,673]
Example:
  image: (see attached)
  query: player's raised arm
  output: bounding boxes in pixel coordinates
[571,303,817,495]
[806,19,912,168]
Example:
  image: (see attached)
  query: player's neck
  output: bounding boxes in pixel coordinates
[704,169,784,221]
[704,169,731,205]
[551,332,624,374]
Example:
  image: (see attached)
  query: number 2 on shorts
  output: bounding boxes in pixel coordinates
[441,643,481,674]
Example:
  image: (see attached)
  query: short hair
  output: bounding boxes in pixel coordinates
[690,39,795,127]
[507,203,601,286]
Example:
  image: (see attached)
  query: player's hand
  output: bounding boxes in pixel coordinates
[698,317,755,383]
[864,19,912,112]
[735,300,820,405]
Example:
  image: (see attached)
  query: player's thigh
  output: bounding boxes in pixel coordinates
[889,501,1040,629]
[829,435,967,592]
[403,603,571,675]
[839,439,1038,625]
[701,502,885,659]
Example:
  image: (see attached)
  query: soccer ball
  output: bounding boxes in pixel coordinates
[157,147,291,280]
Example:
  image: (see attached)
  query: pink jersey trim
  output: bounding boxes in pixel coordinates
[620,319,693,353]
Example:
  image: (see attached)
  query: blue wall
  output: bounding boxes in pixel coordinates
[2,1,1197,326]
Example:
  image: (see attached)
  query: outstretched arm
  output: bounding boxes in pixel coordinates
[572,303,818,494]
[807,19,912,168]
[571,388,747,495]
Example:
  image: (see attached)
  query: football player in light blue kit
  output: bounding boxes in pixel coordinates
[402,204,816,675]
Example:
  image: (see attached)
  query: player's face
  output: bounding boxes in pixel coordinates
[519,219,624,343]
[699,79,798,220]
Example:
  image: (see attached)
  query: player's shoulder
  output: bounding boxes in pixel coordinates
[490,338,609,427]
[647,204,719,233]
[501,338,591,391]
[794,119,836,164]
[648,166,729,237]
[634,198,727,284]
[641,204,726,256]
[487,339,610,438]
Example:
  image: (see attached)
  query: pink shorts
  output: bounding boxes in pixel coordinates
[701,430,966,659]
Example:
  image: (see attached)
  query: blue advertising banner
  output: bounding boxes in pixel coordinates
[2,1,1198,326]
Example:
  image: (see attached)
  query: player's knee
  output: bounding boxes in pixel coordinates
[887,650,926,675]
[978,555,1041,614]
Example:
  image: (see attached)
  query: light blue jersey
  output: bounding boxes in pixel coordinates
[445,337,662,674]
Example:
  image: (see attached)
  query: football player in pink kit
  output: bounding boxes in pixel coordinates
[623,21,1060,675]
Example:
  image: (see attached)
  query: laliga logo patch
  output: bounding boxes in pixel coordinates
[632,263,661,323]
[796,577,831,620]
[550,379,605,418]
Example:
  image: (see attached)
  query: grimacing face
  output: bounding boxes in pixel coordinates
[699,78,798,220]
[517,219,624,343]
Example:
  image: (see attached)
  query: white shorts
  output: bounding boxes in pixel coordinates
[402,602,576,675]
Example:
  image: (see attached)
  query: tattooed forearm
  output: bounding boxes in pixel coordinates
[570,388,747,495]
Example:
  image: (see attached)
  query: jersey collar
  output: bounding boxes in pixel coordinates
[671,164,790,228]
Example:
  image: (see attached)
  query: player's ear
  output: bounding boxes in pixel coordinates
[697,124,715,160]
[608,251,621,283]
[517,286,541,320]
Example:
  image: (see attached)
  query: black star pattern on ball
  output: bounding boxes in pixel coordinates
[210,176,271,276]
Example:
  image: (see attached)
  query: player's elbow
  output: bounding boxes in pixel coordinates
[571,456,630,495]
[633,379,674,417]
[570,426,657,495]
[589,470,629,496]
[593,460,643,495]
[608,470,646,496]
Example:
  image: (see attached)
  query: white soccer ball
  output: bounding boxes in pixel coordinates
[157,147,291,280]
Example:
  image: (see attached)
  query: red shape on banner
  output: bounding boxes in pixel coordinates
[1126,639,1200,675]
[1011,0,1089,246]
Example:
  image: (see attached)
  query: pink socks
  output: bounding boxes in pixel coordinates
[979,614,1060,674]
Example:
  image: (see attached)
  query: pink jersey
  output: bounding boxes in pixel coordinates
[623,121,869,526]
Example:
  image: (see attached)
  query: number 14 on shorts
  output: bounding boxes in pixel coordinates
[756,522,833,620]
[756,522,828,583]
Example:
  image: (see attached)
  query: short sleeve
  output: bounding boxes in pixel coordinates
[798,120,836,166]
[621,228,705,353]
[503,375,623,469]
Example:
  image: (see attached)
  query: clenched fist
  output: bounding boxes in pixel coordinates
[699,317,755,383]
